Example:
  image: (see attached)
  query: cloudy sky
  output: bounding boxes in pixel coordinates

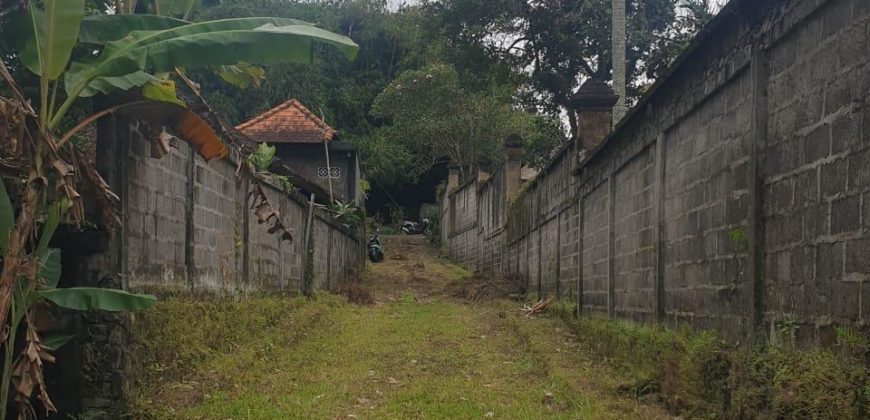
[387,0,420,11]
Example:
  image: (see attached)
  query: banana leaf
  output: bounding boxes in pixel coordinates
[38,249,62,289]
[79,71,159,97]
[39,288,156,312]
[42,333,75,351]
[16,1,85,79]
[64,18,357,98]
[79,14,189,44]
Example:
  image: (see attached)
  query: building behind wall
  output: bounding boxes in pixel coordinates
[235,99,363,204]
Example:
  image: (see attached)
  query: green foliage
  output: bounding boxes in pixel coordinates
[182,1,564,189]
[215,62,266,89]
[427,0,718,133]
[0,188,156,419]
[141,78,185,106]
[728,228,749,253]
[41,334,74,352]
[246,142,276,172]
[38,287,157,311]
[329,200,364,230]
[78,14,188,43]
[38,249,62,289]
[358,179,370,195]
[370,63,555,182]
[271,174,294,193]
[548,304,870,418]
[10,0,85,80]
[60,17,357,115]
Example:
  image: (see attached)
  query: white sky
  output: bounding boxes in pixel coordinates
[387,0,420,11]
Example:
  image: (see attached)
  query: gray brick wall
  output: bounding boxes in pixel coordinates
[582,183,609,312]
[124,138,189,290]
[439,0,870,343]
[119,132,361,295]
[558,203,580,299]
[762,0,870,339]
[613,147,656,322]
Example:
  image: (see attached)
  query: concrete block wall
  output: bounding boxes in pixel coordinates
[761,0,870,341]
[121,134,362,295]
[613,147,656,322]
[440,0,870,342]
[192,153,243,291]
[582,183,610,313]
[124,139,189,290]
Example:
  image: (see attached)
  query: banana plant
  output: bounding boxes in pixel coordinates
[0,1,357,417]
[0,180,157,418]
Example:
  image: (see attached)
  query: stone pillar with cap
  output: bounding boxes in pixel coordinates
[570,78,619,152]
[443,165,461,238]
[447,165,460,192]
[504,134,523,202]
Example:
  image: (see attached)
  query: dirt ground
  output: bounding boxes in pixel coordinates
[133,235,672,419]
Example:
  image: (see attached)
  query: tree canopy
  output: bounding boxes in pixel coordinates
[1,0,718,196]
[369,63,560,181]
[426,0,719,139]
[176,0,716,191]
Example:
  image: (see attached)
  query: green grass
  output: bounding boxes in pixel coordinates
[129,287,870,420]
[130,294,666,419]
[549,301,870,419]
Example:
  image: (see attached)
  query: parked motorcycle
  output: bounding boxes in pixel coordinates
[367,230,384,263]
[401,218,432,236]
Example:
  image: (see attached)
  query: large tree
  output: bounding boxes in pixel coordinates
[425,0,718,140]
[179,1,564,187]
[369,63,561,182]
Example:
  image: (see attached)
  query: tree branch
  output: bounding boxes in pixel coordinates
[56,101,150,148]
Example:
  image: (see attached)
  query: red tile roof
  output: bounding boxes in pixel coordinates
[234,99,337,144]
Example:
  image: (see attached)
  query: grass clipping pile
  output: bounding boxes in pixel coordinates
[520,298,552,317]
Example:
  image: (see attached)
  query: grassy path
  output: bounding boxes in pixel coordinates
[132,236,669,419]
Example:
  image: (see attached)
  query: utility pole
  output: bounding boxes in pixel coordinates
[612,0,627,125]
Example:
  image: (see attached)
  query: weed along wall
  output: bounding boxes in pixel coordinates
[441,0,870,343]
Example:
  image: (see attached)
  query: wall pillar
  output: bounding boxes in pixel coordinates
[654,133,666,323]
[607,177,616,318]
[571,78,618,317]
[445,165,460,238]
[570,78,619,151]
[748,44,769,339]
[447,165,460,191]
[504,135,523,201]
